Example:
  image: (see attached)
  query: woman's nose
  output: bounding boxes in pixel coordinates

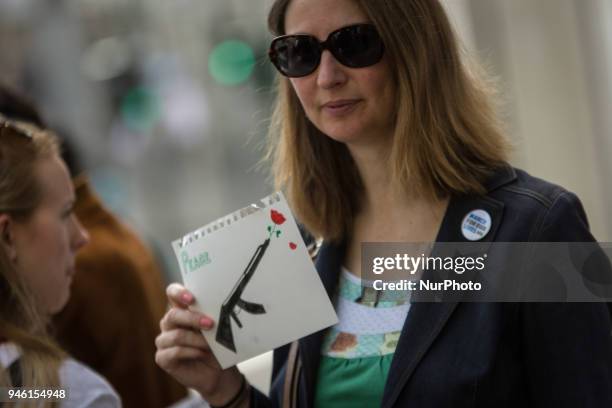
[71,215,90,250]
[316,50,347,89]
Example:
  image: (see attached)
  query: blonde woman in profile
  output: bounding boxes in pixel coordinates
[0,118,121,408]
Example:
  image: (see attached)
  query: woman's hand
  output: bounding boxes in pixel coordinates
[155,283,244,405]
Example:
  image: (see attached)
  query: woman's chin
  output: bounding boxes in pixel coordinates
[321,130,387,149]
[318,125,363,144]
[48,290,71,316]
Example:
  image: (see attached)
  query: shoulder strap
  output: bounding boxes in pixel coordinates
[282,341,302,408]
[281,237,318,408]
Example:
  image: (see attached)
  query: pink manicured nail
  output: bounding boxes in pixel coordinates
[181,292,193,303]
[200,317,213,328]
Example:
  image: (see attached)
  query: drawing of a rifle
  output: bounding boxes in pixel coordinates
[216,238,269,352]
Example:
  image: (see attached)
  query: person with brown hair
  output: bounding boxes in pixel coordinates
[53,172,189,408]
[0,118,121,407]
[0,84,188,408]
[155,0,612,407]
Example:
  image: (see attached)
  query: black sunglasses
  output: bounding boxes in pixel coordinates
[268,23,385,78]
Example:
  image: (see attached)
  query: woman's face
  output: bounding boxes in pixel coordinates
[285,0,395,146]
[11,155,89,315]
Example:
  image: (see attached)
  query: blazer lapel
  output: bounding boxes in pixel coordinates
[299,240,345,408]
[381,167,515,408]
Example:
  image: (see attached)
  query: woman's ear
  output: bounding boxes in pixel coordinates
[0,214,18,262]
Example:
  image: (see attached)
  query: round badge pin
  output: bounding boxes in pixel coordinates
[461,209,492,241]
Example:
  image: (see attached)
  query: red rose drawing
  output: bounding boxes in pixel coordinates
[289,242,297,250]
[271,209,286,225]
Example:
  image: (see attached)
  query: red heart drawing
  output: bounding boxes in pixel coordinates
[289,242,297,250]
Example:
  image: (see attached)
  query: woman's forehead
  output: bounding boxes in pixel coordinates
[284,0,368,37]
[35,155,74,207]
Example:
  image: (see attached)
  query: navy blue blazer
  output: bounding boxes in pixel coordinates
[251,166,612,407]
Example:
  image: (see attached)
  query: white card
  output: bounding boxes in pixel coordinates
[172,192,338,369]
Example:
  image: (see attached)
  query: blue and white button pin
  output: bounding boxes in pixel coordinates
[461,209,492,241]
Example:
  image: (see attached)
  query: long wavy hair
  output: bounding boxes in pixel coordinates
[0,118,66,406]
[266,0,510,242]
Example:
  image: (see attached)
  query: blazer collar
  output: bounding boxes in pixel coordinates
[382,166,517,407]
[484,165,517,193]
[298,166,517,408]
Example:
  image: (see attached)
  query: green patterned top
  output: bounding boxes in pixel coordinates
[314,268,411,407]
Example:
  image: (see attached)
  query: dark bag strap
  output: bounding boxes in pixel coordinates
[282,341,302,408]
[282,236,322,408]
[282,239,320,408]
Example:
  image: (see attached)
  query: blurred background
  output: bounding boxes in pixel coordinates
[0,0,611,393]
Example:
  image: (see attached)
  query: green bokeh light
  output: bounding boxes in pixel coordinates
[208,40,255,86]
[120,87,160,131]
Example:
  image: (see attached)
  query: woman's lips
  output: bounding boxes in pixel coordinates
[321,99,361,116]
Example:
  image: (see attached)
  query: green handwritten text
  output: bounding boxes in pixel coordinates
[182,251,211,273]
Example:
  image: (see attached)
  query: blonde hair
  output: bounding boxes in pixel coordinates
[0,119,66,406]
[266,0,510,242]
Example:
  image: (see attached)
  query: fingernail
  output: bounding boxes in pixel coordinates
[181,292,193,303]
[199,317,213,328]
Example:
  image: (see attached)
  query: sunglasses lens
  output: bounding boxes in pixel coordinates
[269,24,384,77]
[331,25,384,68]
[270,36,320,77]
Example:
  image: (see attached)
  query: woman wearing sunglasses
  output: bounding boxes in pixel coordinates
[0,119,121,407]
[155,0,612,407]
